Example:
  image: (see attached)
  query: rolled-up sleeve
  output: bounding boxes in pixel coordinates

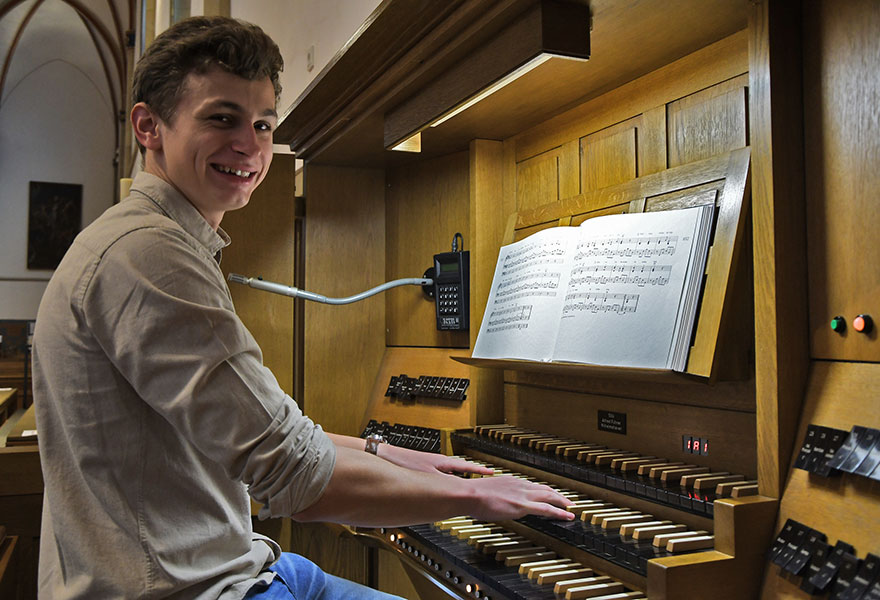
[81,223,336,516]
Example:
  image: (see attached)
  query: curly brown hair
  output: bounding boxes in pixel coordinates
[132,15,283,154]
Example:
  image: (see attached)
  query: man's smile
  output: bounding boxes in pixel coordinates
[212,164,256,178]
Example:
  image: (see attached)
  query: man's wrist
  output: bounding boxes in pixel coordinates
[364,434,386,456]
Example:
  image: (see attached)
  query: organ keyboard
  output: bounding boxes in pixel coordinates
[379,518,647,599]
[457,425,759,517]
[363,423,777,599]
[450,456,716,576]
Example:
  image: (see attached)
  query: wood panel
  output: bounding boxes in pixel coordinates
[514,31,749,165]
[760,361,880,598]
[220,154,297,396]
[377,547,421,599]
[385,151,470,349]
[568,203,630,227]
[639,105,669,176]
[515,147,561,211]
[748,0,809,500]
[288,522,370,586]
[468,140,508,426]
[303,165,386,437]
[506,364,754,413]
[804,0,880,363]
[580,118,638,192]
[504,383,757,479]
[667,74,749,168]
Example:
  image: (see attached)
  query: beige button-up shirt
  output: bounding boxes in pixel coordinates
[33,172,336,599]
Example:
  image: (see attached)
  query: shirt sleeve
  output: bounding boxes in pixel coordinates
[80,223,336,516]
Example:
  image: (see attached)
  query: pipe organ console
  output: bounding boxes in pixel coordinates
[233,1,880,599]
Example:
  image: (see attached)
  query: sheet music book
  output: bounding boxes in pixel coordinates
[472,204,715,372]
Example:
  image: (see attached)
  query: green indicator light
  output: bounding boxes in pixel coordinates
[830,316,846,332]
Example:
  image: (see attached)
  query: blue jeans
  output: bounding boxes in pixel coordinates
[244,552,407,600]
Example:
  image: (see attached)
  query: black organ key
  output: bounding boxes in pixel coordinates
[799,539,831,595]
[810,540,858,593]
[825,427,865,472]
[794,425,820,470]
[837,554,880,600]
[829,552,862,600]
[772,520,812,568]
[785,529,827,576]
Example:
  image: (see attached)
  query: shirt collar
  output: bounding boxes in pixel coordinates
[128,172,231,258]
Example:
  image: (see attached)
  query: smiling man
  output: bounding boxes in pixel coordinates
[132,66,277,228]
[32,15,574,600]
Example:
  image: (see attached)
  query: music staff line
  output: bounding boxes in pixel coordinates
[571,263,673,276]
[500,257,566,277]
[504,240,566,260]
[576,234,679,250]
[574,235,680,260]
[502,246,566,269]
[497,270,561,289]
[492,290,558,304]
[496,275,562,298]
[486,303,533,333]
[562,291,640,316]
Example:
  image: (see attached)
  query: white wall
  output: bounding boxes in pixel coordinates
[0,0,380,319]
[0,0,117,319]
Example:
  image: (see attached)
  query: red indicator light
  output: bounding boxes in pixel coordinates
[853,314,873,333]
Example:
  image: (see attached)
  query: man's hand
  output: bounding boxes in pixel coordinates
[466,475,576,522]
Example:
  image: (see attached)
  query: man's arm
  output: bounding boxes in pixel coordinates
[291,445,575,527]
[326,432,494,476]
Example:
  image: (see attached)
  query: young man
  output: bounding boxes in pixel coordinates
[32,16,574,600]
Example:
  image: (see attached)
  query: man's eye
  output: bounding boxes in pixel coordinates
[211,114,232,124]
[255,121,274,132]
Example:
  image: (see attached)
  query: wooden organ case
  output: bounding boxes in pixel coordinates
[224,1,880,599]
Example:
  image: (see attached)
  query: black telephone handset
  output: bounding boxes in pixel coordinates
[432,250,469,331]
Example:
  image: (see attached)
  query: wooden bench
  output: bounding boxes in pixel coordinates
[0,389,16,427]
[4,404,36,447]
[0,433,42,600]
[0,527,19,599]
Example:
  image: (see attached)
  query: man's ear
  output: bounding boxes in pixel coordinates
[131,102,163,151]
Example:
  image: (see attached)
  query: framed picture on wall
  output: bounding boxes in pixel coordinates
[27,181,82,270]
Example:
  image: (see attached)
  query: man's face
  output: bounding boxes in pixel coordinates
[148,67,277,228]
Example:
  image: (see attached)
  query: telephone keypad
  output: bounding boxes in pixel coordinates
[438,284,460,315]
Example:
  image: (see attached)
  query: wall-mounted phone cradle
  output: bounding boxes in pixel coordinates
[423,233,470,331]
[229,234,468,331]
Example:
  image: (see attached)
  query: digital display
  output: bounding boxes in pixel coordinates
[439,262,459,273]
[682,434,709,456]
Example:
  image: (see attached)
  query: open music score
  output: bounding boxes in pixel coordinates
[473,205,715,371]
